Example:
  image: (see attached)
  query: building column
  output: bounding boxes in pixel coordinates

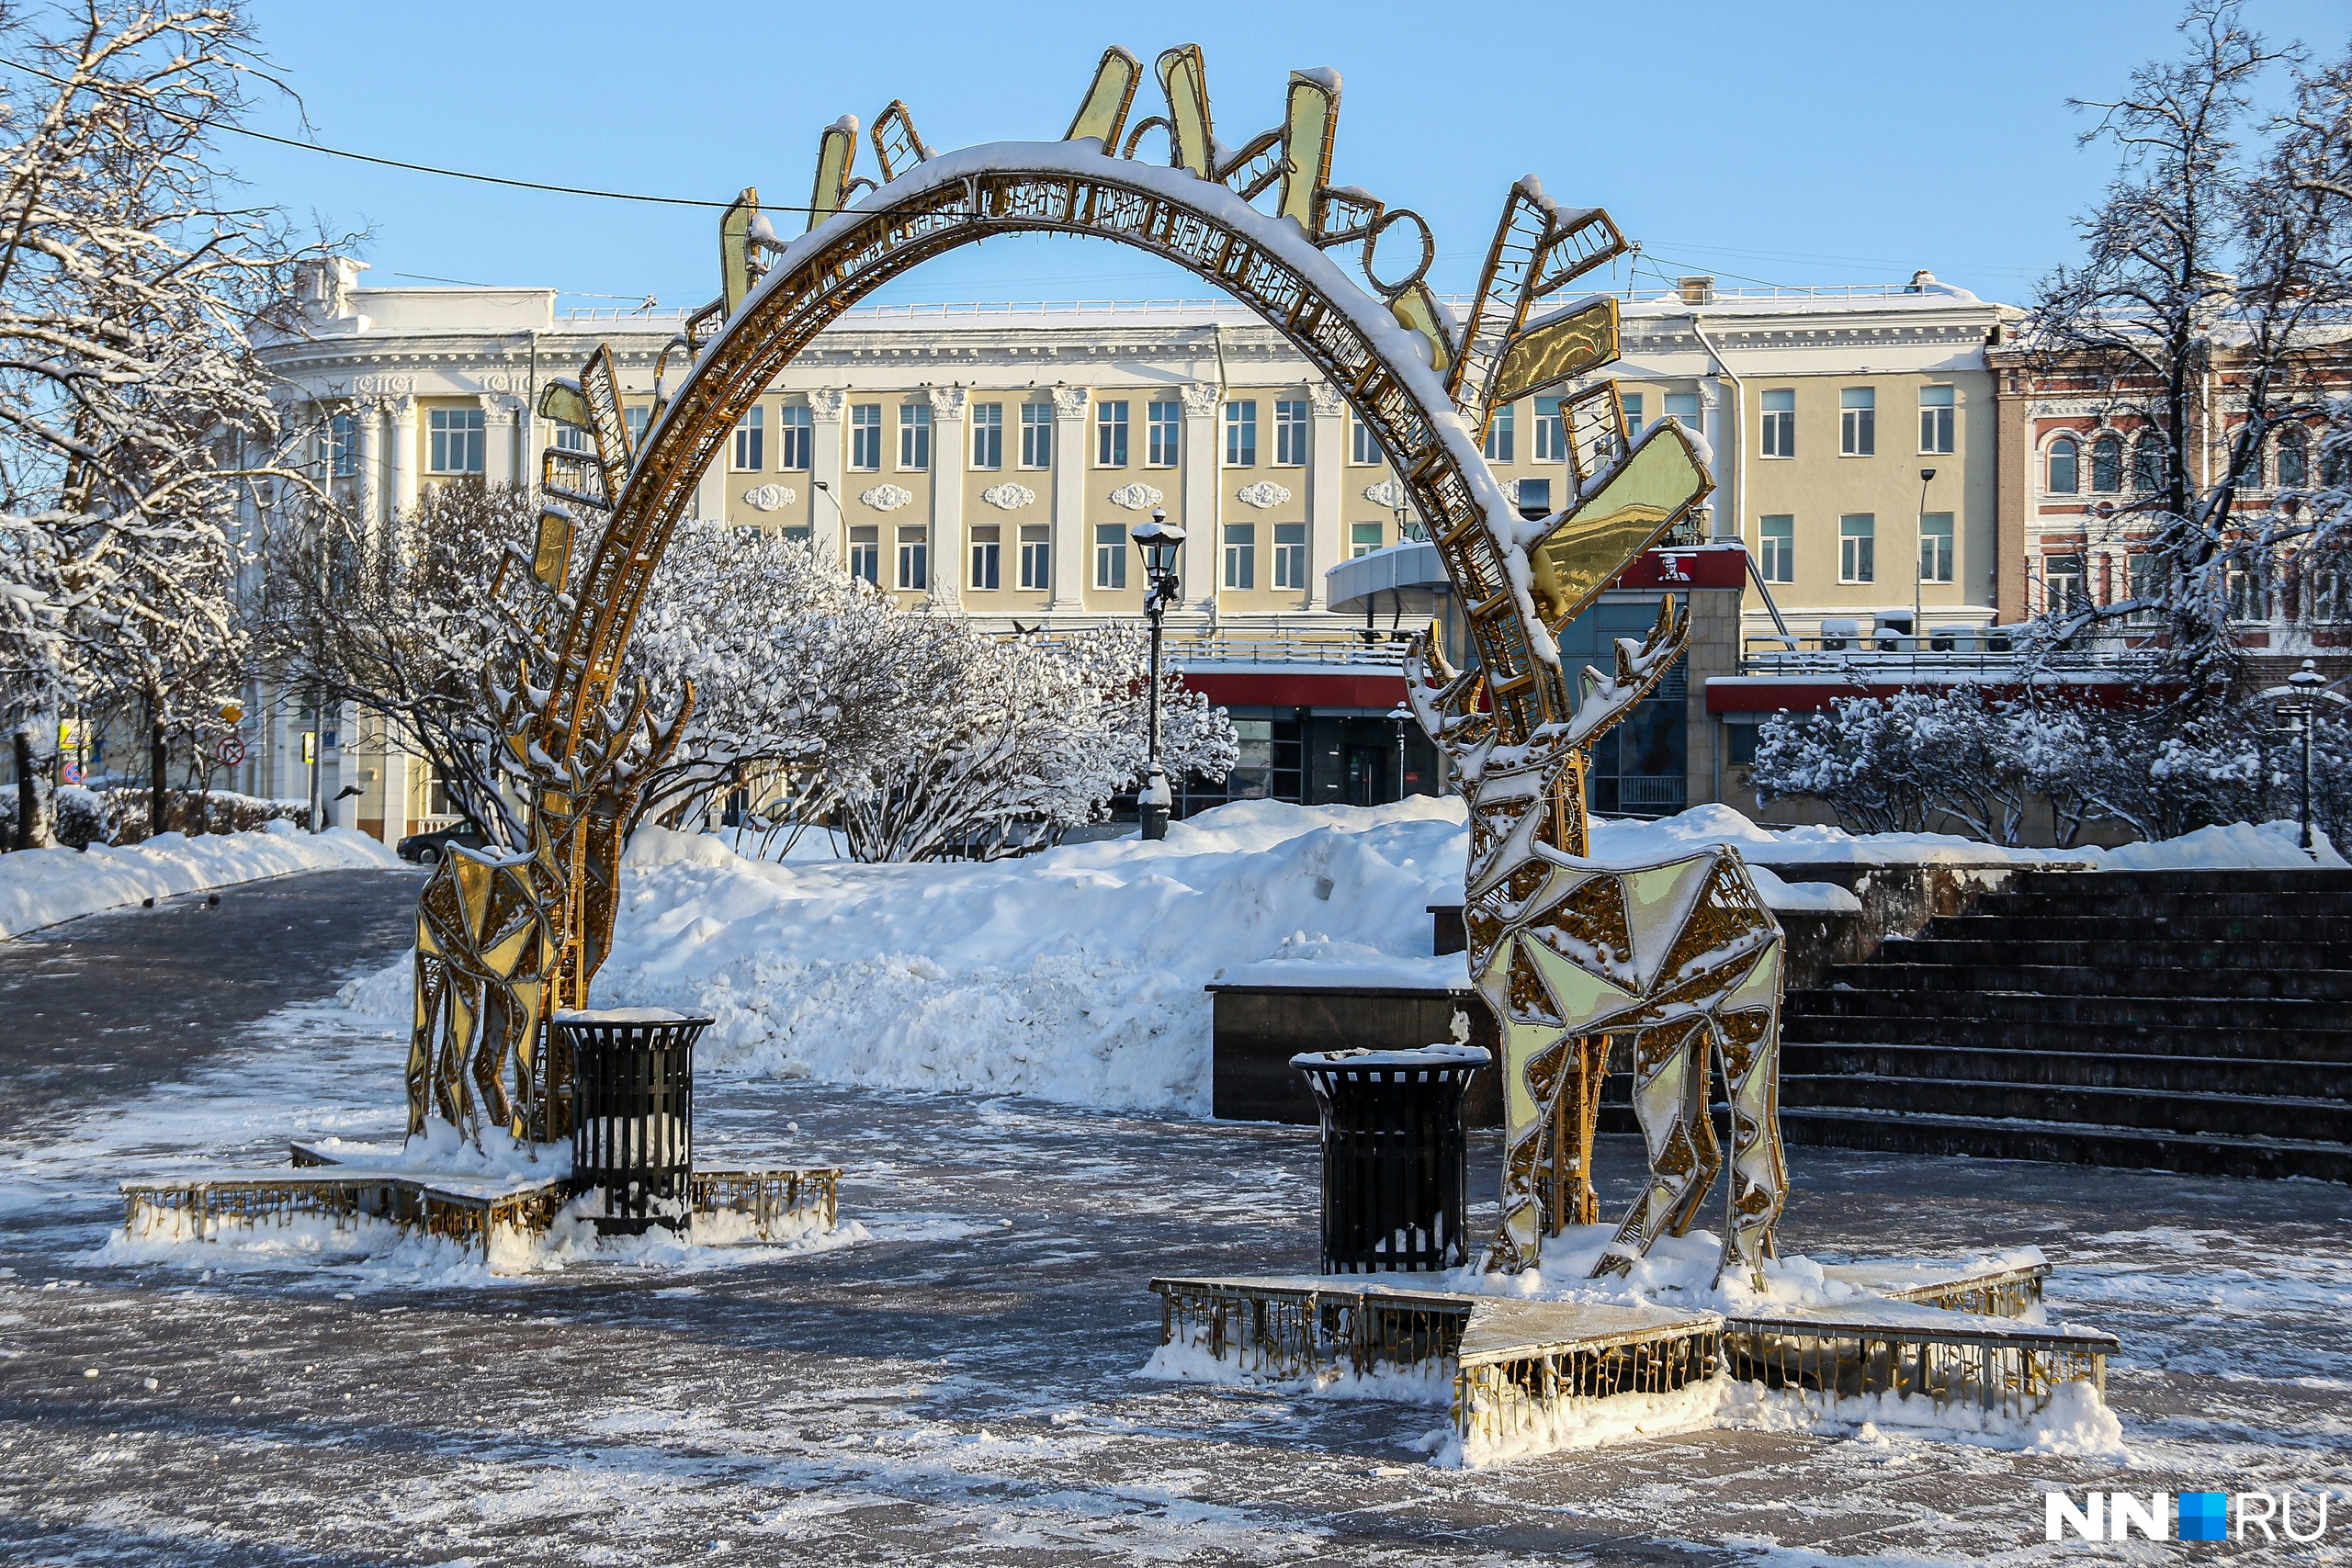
[481,393,519,490]
[1048,384,1090,610]
[927,385,967,607]
[1180,381,1221,609]
[1700,380,1729,540]
[356,397,384,541]
[807,387,844,562]
[1307,383,1345,610]
[377,728,411,845]
[389,396,419,520]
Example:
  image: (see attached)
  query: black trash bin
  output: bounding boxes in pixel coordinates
[1291,1043,1490,1275]
[553,1008,712,1236]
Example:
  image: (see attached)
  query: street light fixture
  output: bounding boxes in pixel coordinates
[1131,507,1188,841]
[2261,659,2346,853]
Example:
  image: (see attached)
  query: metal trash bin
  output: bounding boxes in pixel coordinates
[1291,1043,1490,1274]
[553,1008,711,1236]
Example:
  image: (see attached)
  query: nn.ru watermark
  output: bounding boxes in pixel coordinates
[2046,1490,2335,1543]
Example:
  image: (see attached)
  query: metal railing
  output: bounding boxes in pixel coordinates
[1161,625,1417,667]
[1739,632,2167,680]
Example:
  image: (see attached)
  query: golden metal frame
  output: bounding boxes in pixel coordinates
[406,43,1784,1286]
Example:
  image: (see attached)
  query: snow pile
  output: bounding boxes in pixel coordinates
[0,823,406,939]
[2087,818,2346,871]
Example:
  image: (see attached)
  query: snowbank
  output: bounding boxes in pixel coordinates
[2084,818,2347,871]
[0,823,406,940]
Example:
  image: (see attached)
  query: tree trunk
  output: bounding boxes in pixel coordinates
[13,728,34,852]
[150,713,168,839]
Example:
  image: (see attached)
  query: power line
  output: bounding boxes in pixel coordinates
[0,56,795,212]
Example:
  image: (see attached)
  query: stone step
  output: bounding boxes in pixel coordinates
[2007,868,2352,896]
[1781,1074,2352,1143]
[1777,1106,2352,1183]
[1972,888,2352,919]
[1888,938,2352,974]
[1780,1041,2352,1100]
[1781,1009,2352,1061]
[1783,986,2343,1035]
[1821,962,2352,1002]
[1928,913,2352,946]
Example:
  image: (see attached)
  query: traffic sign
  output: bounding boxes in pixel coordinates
[215,732,247,767]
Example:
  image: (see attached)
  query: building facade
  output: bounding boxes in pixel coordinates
[246,262,2019,844]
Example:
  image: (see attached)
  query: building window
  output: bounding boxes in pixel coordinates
[2312,564,2349,624]
[1839,513,1875,583]
[970,524,1000,590]
[896,525,928,590]
[971,403,1002,469]
[2044,553,2086,614]
[1272,522,1306,589]
[1094,523,1126,589]
[1223,523,1256,590]
[1020,525,1050,590]
[732,406,763,472]
[899,403,931,470]
[1665,391,1702,440]
[624,404,651,449]
[1351,413,1378,465]
[1839,389,1875,457]
[1225,400,1257,467]
[1760,389,1795,458]
[1515,477,1552,514]
[2131,432,2164,491]
[1759,515,1794,582]
[850,404,882,470]
[2128,552,2161,624]
[1020,403,1052,468]
[1533,396,1566,463]
[2047,434,2079,493]
[849,525,879,583]
[777,404,811,470]
[1919,386,1955,454]
[1918,512,1953,582]
[2227,563,2267,621]
[1622,392,1645,446]
[1274,399,1309,466]
[328,411,358,476]
[1096,400,1128,467]
[2090,434,2121,493]
[553,422,589,454]
[1351,521,1383,557]
[428,407,485,474]
[1484,403,1515,462]
[1147,400,1180,467]
[2325,437,2351,489]
[2278,426,2309,488]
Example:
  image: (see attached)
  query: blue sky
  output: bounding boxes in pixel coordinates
[232,0,2350,311]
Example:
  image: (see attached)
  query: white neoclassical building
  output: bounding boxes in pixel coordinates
[244,261,2018,843]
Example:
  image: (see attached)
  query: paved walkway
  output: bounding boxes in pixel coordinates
[0,878,2346,1565]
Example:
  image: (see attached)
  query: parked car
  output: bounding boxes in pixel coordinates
[396,821,487,865]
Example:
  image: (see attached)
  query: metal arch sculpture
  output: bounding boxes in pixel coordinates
[407,43,1789,1286]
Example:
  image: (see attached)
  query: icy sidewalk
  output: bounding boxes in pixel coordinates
[2,987,2347,1563]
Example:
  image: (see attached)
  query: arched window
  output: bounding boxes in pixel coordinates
[2324,434,2351,490]
[2237,426,2265,489]
[2047,434,2079,493]
[2278,426,2309,489]
[2131,432,2165,491]
[2090,434,2122,493]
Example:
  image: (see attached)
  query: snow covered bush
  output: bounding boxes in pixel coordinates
[635,522,1237,862]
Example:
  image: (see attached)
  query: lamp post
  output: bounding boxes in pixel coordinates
[1131,508,1188,840]
[1916,467,1936,649]
[2261,659,2346,853]
[1387,703,1411,802]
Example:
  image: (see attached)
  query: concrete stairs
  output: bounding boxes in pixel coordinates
[1776,869,2352,1181]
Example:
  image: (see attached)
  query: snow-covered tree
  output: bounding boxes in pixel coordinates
[631,520,1238,862]
[0,4,333,836]
[2020,4,2352,683]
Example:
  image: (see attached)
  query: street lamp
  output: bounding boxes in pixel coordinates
[1916,467,1937,650]
[1387,703,1411,802]
[2261,659,2346,853]
[1131,508,1188,840]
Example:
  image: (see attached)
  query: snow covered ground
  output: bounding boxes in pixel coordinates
[0,822,403,940]
[3,944,2346,1564]
[324,799,2352,1122]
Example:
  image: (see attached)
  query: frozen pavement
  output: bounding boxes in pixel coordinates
[1,886,2348,1562]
